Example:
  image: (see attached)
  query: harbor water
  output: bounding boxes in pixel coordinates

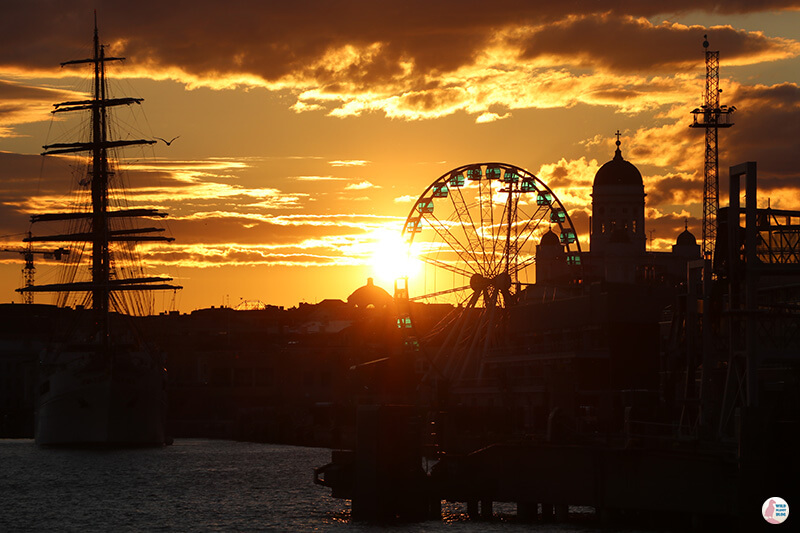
[0,438,612,532]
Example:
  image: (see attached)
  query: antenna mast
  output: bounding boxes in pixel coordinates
[691,35,734,261]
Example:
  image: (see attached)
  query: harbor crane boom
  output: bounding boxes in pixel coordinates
[0,233,69,304]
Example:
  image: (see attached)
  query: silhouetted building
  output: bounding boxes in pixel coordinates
[583,137,701,285]
[473,135,704,436]
[591,136,647,256]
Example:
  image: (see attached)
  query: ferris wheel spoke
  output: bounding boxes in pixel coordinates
[507,192,522,277]
[425,287,471,348]
[507,245,537,276]
[492,205,528,278]
[457,290,500,381]
[409,284,471,303]
[437,289,482,372]
[417,254,475,279]
[509,255,537,277]
[450,184,486,269]
[420,288,477,343]
[485,191,509,278]
[509,205,548,262]
[474,293,501,379]
[494,189,517,278]
[423,212,484,273]
[513,203,547,239]
[480,179,495,267]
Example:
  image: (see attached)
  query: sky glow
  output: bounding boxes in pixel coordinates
[1,1,799,311]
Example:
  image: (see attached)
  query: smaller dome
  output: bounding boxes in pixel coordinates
[540,229,561,247]
[676,228,697,246]
[348,277,392,308]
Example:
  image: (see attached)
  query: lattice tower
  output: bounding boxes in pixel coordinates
[690,35,734,260]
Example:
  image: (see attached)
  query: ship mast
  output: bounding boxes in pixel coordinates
[92,19,111,318]
[19,17,181,329]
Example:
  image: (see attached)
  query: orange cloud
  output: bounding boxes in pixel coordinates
[292,175,347,181]
[138,212,407,269]
[0,80,84,137]
[344,181,379,190]
[329,159,370,167]
[535,157,599,210]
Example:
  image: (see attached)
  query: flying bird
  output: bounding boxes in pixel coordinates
[155,136,180,146]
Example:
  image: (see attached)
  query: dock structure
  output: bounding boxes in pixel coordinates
[432,442,738,525]
[316,413,740,527]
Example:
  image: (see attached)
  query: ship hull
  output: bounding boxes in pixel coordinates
[35,346,166,446]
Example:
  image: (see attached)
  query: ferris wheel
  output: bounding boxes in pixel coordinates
[397,162,581,387]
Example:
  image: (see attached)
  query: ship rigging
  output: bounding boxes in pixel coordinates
[18,16,181,330]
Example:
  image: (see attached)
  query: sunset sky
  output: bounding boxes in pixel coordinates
[1,1,800,313]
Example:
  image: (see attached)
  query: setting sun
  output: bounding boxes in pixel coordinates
[367,229,419,290]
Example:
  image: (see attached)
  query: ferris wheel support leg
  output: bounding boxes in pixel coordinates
[436,291,480,385]
[458,291,495,384]
[474,294,499,381]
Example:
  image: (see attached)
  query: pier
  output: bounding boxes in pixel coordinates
[315,405,744,528]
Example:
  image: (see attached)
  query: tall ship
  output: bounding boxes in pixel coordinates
[19,19,180,446]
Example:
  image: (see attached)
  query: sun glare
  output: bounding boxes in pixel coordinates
[367,229,419,289]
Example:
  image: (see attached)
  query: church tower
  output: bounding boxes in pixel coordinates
[591,132,646,255]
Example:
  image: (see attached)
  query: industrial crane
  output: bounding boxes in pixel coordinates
[0,233,69,304]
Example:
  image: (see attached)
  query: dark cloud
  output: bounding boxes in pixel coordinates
[2,1,798,86]
[631,82,800,201]
[0,80,78,102]
[646,173,702,206]
[724,83,800,183]
[516,14,796,73]
[647,211,701,246]
[399,87,466,113]
[626,81,800,202]
[146,246,347,268]
[0,80,84,132]
[588,88,642,102]
[0,151,72,235]
[566,207,591,239]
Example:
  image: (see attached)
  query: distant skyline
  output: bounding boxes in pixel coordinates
[2,1,800,312]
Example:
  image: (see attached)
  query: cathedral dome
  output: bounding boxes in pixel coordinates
[593,139,643,188]
[676,226,697,246]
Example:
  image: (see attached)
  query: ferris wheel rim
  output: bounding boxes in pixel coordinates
[401,161,581,307]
